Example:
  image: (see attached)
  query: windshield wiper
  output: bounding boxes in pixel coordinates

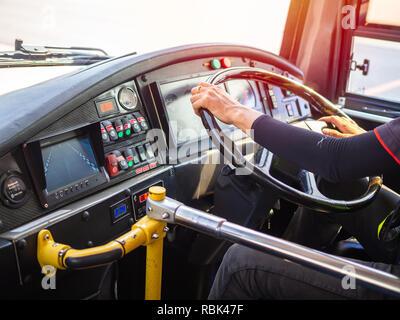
[0,39,115,68]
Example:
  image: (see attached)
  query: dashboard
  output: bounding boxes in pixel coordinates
[0,43,311,297]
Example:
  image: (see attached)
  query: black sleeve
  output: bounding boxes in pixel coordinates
[251,115,399,183]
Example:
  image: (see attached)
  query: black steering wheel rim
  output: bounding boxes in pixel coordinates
[199,66,382,213]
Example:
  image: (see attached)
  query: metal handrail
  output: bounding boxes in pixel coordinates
[147,195,400,298]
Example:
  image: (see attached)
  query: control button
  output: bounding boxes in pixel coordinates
[286,104,294,117]
[105,154,119,177]
[123,149,135,168]
[126,114,141,133]
[143,165,149,172]
[144,143,155,159]
[113,150,129,170]
[130,148,140,164]
[136,145,147,162]
[1,172,28,207]
[121,117,132,136]
[220,58,231,68]
[114,119,124,138]
[137,207,146,219]
[210,58,221,70]
[134,112,148,131]
[100,123,110,143]
[102,120,118,141]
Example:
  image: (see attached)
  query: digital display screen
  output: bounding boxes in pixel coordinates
[100,101,115,112]
[160,78,254,145]
[95,98,118,117]
[114,204,127,219]
[41,136,99,192]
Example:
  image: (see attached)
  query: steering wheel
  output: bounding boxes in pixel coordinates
[199,67,382,213]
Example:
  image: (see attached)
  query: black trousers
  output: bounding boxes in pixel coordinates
[208,181,400,300]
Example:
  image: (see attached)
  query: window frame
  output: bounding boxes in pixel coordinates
[336,0,400,117]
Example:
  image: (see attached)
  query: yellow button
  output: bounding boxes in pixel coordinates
[148,186,166,201]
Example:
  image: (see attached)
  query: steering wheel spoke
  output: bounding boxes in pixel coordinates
[298,170,327,199]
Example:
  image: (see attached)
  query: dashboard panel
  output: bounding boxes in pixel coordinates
[0,49,310,234]
[0,44,313,298]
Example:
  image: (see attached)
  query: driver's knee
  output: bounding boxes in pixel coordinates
[208,244,285,299]
[208,244,259,299]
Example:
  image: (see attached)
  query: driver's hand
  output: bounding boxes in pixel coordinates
[319,115,366,138]
[190,82,243,125]
[190,82,263,133]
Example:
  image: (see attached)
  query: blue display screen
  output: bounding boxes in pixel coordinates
[41,136,99,192]
[114,204,127,218]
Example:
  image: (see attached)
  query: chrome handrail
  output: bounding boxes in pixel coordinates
[147,196,400,298]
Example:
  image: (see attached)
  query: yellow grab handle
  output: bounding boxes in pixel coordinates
[37,189,168,300]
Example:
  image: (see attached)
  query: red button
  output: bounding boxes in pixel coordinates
[221,58,231,68]
[143,165,149,172]
[105,154,119,177]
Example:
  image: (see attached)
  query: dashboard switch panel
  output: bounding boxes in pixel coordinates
[103,120,118,141]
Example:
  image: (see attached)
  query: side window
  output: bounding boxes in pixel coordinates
[347,36,400,104]
[340,0,400,117]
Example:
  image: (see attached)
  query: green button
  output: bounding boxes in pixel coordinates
[210,59,221,70]
[128,161,133,167]
[118,132,124,138]
[126,129,131,136]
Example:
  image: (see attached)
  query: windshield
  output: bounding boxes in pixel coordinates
[0,0,290,94]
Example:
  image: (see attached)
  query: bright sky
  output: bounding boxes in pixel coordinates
[0,0,290,56]
[367,0,400,27]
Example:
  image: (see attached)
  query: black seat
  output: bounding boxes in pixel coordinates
[329,238,371,261]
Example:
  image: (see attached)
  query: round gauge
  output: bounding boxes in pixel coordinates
[118,87,138,110]
[225,80,256,108]
[0,171,29,208]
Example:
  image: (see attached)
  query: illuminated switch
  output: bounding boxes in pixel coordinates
[123,148,139,168]
[220,58,231,68]
[136,145,147,162]
[100,123,110,143]
[114,119,124,138]
[126,114,141,133]
[105,154,119,177]
[121,117,132,136]
[134,112,148,131]
[210,58,221,70]
[102,120,118,141]
[113,150,129,170]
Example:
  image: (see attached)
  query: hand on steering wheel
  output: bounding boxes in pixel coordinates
[190,81,263,135]
[319,115,366,138]
[189,66,382,213]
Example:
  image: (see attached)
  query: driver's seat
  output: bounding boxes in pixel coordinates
[329,238,371,261]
